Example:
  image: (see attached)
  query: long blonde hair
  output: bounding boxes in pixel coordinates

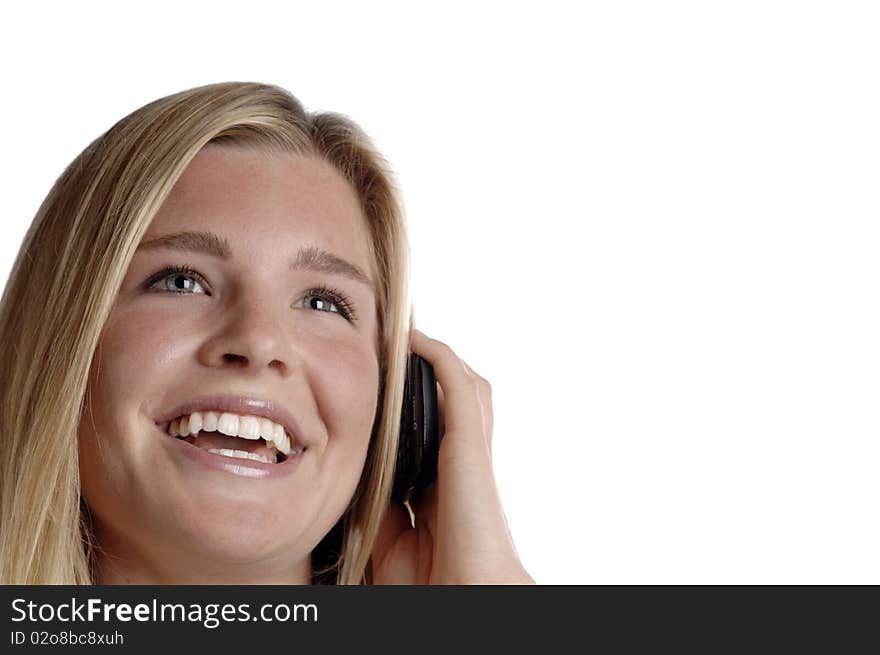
[0,81,412,584]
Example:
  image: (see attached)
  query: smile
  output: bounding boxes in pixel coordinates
[166,410,304,463]
[155,411,307,479]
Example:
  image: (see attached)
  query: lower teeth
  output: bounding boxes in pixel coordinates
[206,448,273,464]
[174,435,287,464]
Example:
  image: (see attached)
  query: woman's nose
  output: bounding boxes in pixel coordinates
[198,292,296,378]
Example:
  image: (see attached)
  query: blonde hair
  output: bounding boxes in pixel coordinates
[0,81,413,584]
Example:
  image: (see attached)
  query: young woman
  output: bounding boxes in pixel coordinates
[0,81,533,584]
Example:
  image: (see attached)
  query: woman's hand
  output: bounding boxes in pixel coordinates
[370,329,534,584]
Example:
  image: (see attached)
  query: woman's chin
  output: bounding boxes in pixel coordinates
[160,508,304,563]
[151,524,311,582]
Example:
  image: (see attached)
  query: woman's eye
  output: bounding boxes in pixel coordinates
[146,266,208,295]
[298,287,356,322]
[301,294,341,314]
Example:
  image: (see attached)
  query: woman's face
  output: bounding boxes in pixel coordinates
[78,145,379,583]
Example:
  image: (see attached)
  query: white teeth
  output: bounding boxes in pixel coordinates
[202,411,219,432]
[273,422,291,456]
[260,419,286,457]
[217,412,240,437]
[238,415,261,440]
[188,412,203,435]
[165,410,298,457]
[206,448,274,464]
[259,418,275,442]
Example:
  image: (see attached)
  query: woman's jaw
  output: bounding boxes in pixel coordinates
[89,511,317,585]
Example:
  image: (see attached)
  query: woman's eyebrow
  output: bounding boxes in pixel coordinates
[137,230,374,290]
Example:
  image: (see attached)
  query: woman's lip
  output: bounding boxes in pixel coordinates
[155,424,305,480]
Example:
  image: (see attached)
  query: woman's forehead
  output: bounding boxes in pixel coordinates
[142,146,375,279]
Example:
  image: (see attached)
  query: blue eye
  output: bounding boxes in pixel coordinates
[300,286,355,320]
[146,265,208,295]
[144,265,358,322]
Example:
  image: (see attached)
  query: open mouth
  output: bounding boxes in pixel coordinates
[159,412,305,465]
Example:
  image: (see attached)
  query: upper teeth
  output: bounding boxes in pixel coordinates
[168,411,297,456]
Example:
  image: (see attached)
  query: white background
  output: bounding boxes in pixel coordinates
[2,1,878,584]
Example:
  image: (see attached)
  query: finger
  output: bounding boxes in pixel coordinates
[470,374,493,456]
[436,382,446,437]
[449,350,493,454]
[410,329,489,458]
[436,383,490,457]
[423,335,493,456]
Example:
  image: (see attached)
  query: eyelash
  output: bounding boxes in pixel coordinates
[144,263,358,322]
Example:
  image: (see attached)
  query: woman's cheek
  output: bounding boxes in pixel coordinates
[309,337,379,467]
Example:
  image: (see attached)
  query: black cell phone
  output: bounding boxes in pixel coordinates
[392,352,442,509]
